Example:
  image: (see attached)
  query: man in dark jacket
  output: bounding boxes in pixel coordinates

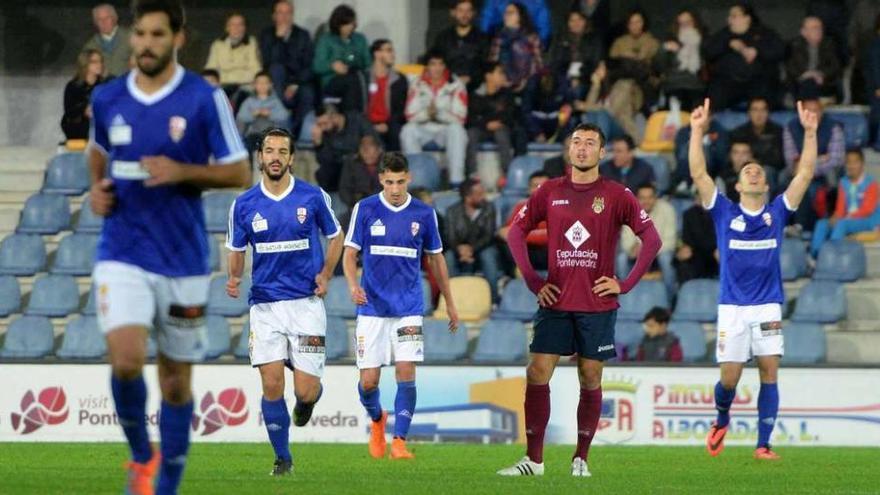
[365,39,408,151]
[674,196,719,284]
[311,103,377,192]
[466,62,526,175]
[430,0,489,90]
[730,97,785,172]
[785,16,841,100]
[600,135,656,190]
[338,135,383,226]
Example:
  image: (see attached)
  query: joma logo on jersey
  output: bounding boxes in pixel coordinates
[551,199,570,206]
[297,207,307,224]
[168,116,187,142]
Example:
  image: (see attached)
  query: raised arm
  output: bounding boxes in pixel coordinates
[688,98,717,206]
[784,100,818,209]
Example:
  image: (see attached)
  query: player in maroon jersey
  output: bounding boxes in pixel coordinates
[497,123,661,477]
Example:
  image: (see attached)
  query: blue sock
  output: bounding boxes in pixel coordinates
[261,397,291,461]
[757,383,779,449]
[714,381,736,428]
[394,381,417,439]
[358,382,382,422]
[111,374,152,463]
[156,401,193,495]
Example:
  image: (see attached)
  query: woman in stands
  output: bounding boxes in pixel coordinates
[488,2,543,129]
[61,49,106,141]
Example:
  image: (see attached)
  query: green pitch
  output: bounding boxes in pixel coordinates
[1,443,878,494]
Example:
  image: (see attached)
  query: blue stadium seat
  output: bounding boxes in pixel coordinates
[769,110,796,128]
[432,193,460,217]
[0,233,46,276]
[492,278,537,321]
[827,111,869,149]
[505,156,544,195]
[75,196,104,233]
[51,233,98,276]
[494,194,526,228]
[421,141,445,152]
[207,275,251,316]
[782,322,826,364]
[208,237,220,272]
[421,278,434,316]
[17,193,71,234]
[472,318,527,363]
[478,141,499,152]
[234,320,250,359]
[82,284,97,315]
[326,316,349,360]
[713,111,749,132]
[325,276,357,318]
[614,320,643,360]
[639,154,670,193]
[423,319,468,362]
[670,320,707,362]
[298,111,316,143]
[0,315,55,358]
[791,280,847,323]
[672,279,719,322]
[42,152,89,195]
[203,192,237,234]
[204,315,231,360]
[0,275,21,317]
[617,280,669,321]
[526,142,563,153]
[780,238,808,281]
[814,240,866,282]
[406,153,441,190]
[57,316,106,359]
[26,274,79,317]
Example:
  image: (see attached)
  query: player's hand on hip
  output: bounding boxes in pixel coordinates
[226,276,241,298]
[314,273,330,298]
[537,283,561,307]
[349,285,367,305]
[592,276,621,297]
[142,155,186,187]
[89,178,115,216]
[446,304,459,334]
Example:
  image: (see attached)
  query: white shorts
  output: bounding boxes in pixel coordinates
[355,315,424,369]
[716,303,785,363]
[93,261,210,362]
[249,297,327,377]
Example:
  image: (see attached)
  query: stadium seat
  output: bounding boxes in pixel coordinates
[204,315,231,360]
[435,276,491,322]
[615,320,643,359]
[298,111,316,143]
[505,156,544,195]
[780,238,808,281]
[75,196,104,233]
[234,320,250,359]
[783,322,826,364]
[791,280,847,323]
[82,284,97,315]
[712,110,749,132]
[326,316,350,360]
[814,240,866,282]
[432,192,460,217]
[0,233,46,276]
[42,152,89,195]
[526,142,563,153]
[57,316,106,359]
[492,278,537,321]
[51,233,98,276]
[0,315,55,358]
[406,153,441,190]
[421,278,434,316]
[0,275,21,317]
[769,110,796,128]
[203,191,237,233]
[639,154,671,193]
[617,280,669,321]
[25,274,79,317]
[325,276,357,318]
[208,237,220,272]
[206,275,251,316]
[827,111,869,149]
[640,111,689,152]
[672,279,719,322]
[423,318,468,362]
[494,194,526,229]
[472,318,527,363]
[17,193,71,234]
[670,320,707,362]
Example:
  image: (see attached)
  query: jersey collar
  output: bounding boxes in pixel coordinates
[738,203,764,217]
[379,192,411,212]
[126,64,185,106]
[260,175,295,201]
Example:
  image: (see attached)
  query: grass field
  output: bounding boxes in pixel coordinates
[1,443,878,494]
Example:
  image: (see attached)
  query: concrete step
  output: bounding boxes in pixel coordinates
[826,331,880,364]
[865,242,880,278]
[0,147,55,172]
[0,171,43,192]
[0,209,19,232]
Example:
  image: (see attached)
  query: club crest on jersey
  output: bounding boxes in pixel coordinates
[168,116,187,143]
[297,207,307,224]
[762,212,772,226]
[411,222,420,236]
[592,196,605,214]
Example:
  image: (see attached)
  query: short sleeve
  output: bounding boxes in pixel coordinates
[88,91,109,156]
[773,193,796,222]
[225,198,249,251]
[704,187,732,224]
[205,88,249,164]
[620,187,653,235]
[317,189,342,238]
[344,202,365,250]
[513,182,549,231]
[423,209,443,254]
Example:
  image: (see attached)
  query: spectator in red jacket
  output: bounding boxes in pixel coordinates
[633,307,683,362]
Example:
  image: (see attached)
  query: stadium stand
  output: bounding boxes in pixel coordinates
[0,233,46,276]
[491,278,537,321]
[782,322,827,364]
[50,232,98,276]
[325,276,357,319]
[406,153,442,191]
[504,156,544,196]
[472,318,527,363]
[814,240,867,282]
[672,279,719,322]
[207,275,251,317]
[614,320,644,360]
[25,274,79,317]
[326,316,350,361]
[791,280,848,324]
[234,320,250,360]
[41,152,89,195]
[205,315,232,360]
[617,280,669,321]
[670,320,708,362]
[57,316,105,359]
[0,275,21,317]
[16,192,70,234]
[423,318,468,362]
[0,315,55,358]
[435,276,491,322]
[74,195,103,233]
[203,191,237,233]
[780,238,809,281]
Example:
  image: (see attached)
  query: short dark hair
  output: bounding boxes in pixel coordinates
[730,138,752,148]
[569,123,606,148]
[636,182,657,195]
[258,127,295,154]
[627,9,650,32]
[423,48,446,65]
[528,170,549,182]
[378,152,408,174]
[222,11,249,43]
[329,4,357,36]
[643,306,671,324]
[507,2,536,35]
[253,70,271,81]
[612,134,636,150]
[316,102,340,117]
[747,96,769,110]
[482,61,503,76]
[847,148,865,161]
[451,0,475,8]
[370,39,391,55]
[458,177,481,199]
[200,69,220,80]
[132,0,185,33]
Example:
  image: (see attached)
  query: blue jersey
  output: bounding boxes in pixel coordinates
[707,189,794,305]
[89,65,248,276]
[227,178,341,305]
[344,193,442,317]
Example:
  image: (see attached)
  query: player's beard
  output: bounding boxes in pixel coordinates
[262,160,291,181]
[136,48,174,77]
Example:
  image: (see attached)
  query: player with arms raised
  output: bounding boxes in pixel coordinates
[693,98,817,460]
[87,1,250,493]
[497,123,661,477]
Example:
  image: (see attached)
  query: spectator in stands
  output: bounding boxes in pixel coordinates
[718,140,755,203]
[703,3,785,110]
[313,4,371,112]
[411,186,447,248]
[466,62,525,176]
[488,2,544,127]
[365,39,407,152]
[600,135,656,190]
[852,3,880,106]
[570,0,610,47]
[618,183,677,292]
[654,9,705,111]
[542,136,571,179]
[672,107,729,191]
[785,16,842,101]
[731,96,785,172]
[498,170,549,270]
[866,14,880,144]
[810,149,880,256]
[607,10,660,139]
[338,134,383,227]
[259,0,314,136]
[547,9,603,98]
[200,69,221,88]
[632,307,683,362]
[82,4,131,77]
[445,178,502,303]
[675,194,719,284]
[431,0,489,90]
[571,61,628,143]
[480,0,551,47]
[311,103,377,193]
[236,71,291,153]
[400,50,469,186]
[61,49,106,141]
[205,12,262,100]
[527,70,573,143]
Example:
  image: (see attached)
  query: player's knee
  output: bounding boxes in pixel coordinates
[159,374,191,405]
[578,369,602,390]
[261,376,285,401]
[526,362,552,384]
[360,377,380,392]
[110,353,145,380]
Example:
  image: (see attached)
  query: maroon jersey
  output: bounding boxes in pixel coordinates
[513,176,655,312]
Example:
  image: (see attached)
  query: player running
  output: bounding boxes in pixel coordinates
[497,123,661,477]
[225,128,343,475]
[342,152,458,460]
[692,98,817,460]
[87,1,250,493]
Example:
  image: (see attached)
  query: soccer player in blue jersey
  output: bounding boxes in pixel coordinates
[226,128,343,475]
[87,1,250,494]
[342,152,459,459]
[689,98,818,460]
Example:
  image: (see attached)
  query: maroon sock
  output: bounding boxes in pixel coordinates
[574,387,602,461]
[525,383,551,463]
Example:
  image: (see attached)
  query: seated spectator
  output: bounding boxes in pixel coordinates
[810,150,880,256]
[675,194,719,284]
[672,109,729,190]
[313,4,371,112]
[570,0,610,45]
[488,3,543,125]
[258,0,315,136]
[236,71,290,153]
[730,96,785,172]
[653,8,705,111]
[401,50,469,186]
[61,49,106,141]
[498,170,549,270]
[431,0,489,90]
[607,9,660,137]
[205,12,262,99]
[83,4,131,77]
[338,135,383,227]
[631,307,683,362]
[467,62,526,175]
[618,183,677,292]
[571,62,628,143]
[600,135,656,190]
[366,39,407,151]
[311,103,377,193]
[547,9,603,99]
[528,70,574,143]
[785,16,841,101]
[718,140,755,203]
[543,135,570,178]
[445,179,502,303]
[480,0,551,47]
[200,69,221,88]
[703,3,785,110]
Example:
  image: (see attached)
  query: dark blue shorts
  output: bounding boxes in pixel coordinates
[530,308,617,361]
